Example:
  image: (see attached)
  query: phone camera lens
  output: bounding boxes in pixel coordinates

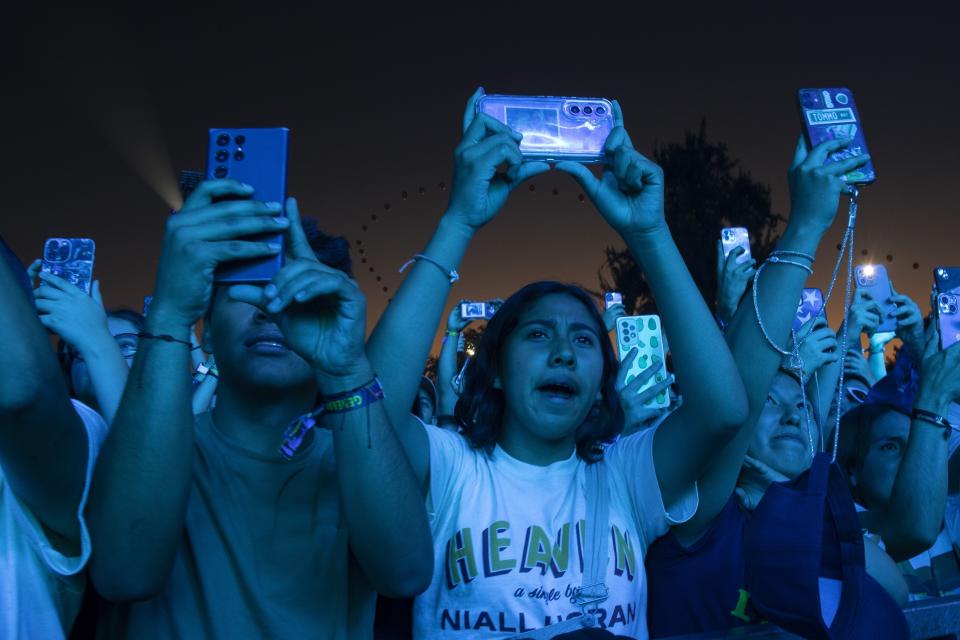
[583,106,593,115]
[233,150,245,161]
[214,166,228,179]
[570,105,580,114]
[596,106,606,115]
[215,150,229,162]
[235,135,246,145]
[216,133,231,146]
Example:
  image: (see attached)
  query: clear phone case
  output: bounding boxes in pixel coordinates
[721,227,752,264]
[477,95,614,162]
[41,238,95,294]
[616,314,670,409]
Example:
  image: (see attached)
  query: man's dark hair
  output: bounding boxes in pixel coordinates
[454,281,623,463]
[301,217,352,277]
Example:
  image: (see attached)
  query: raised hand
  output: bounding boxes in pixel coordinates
[888,283,925,364]
[34,274,112,356]
[791,317,840,378]
[150,179,287,329]
[228,198,369,392]
[557,101,666,238]
[716,242,757,324]
[615,348,672,434]
[847,288,884,337]
[602,302,627,333]
[444,88,550,233]
[787,135,870,234]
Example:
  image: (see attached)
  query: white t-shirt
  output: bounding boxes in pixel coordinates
[0,400,107,639]
[413,425,698,639]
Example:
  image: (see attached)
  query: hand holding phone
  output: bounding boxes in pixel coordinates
[152,180,287,328]
[854,265,897,333]
[721,227,752,264]
[798,88,876,186]
[615,315,670,409]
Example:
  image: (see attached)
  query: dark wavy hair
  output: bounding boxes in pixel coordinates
[453,281,624,463]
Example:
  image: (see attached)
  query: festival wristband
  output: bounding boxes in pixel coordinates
[911,408,954,440]
[279,377,385,459]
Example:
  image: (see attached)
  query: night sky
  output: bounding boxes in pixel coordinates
[3,5,958,352]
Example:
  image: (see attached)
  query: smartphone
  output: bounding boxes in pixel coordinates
[721,227,752,264]
[854,264,897,333]
[41,238,95,294]
[604,292,623,311]
[935,267,960,350]
[794,288,825,333]
[615,315,670,409]
[476,94,614,162]
[798,88,875,186]
[461,301,501,320]
[205,127,289,282]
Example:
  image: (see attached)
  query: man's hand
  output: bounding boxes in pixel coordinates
[149,179,287,329]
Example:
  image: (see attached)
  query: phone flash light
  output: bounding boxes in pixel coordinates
[862,265,875,276]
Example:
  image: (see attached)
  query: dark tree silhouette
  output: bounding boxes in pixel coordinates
[599,120,783,314]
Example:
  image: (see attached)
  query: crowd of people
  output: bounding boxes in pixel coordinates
[2,90,959,640]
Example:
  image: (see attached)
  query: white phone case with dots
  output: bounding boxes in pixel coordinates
[615,315,670,409]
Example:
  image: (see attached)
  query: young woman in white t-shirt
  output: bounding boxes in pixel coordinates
[366,90,749,639]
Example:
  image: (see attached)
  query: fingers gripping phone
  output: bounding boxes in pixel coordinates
[935,267,960,350]
[794,288,825,333]
[616,315,670,409]
[460,301,501,321]
[41,238,95,294]
[476,94,614,162]
[206,127,289,282]
[721,227,752,264]
[798,88,876,186]
[855,264,897,333]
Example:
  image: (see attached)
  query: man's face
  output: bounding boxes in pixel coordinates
[206,288,314,393]
[854,410,910,510]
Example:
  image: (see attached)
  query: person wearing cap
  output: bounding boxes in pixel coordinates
[839,337,960,600]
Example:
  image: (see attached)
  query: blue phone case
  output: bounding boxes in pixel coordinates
[855,264,897,333]
[41,238,95,294]
[206,127,289,283]
[476,95,614,162]
[794,288,825,333]
[935,267,960,350]
[798,88,875,186]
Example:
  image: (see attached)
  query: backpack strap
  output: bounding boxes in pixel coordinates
[507,460,611,639]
